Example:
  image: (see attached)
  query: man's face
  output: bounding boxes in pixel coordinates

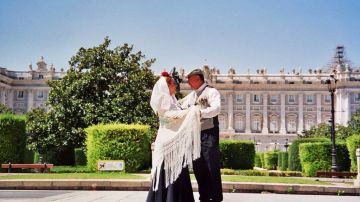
[187,75,204,90]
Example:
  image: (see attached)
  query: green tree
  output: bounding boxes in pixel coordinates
[0,104,12,114]
[27,38,158,163]
[347,107,360,136]
[301,122,351,140]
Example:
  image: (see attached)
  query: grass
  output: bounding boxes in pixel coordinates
[0,172,145,180]
[219,175,331,185]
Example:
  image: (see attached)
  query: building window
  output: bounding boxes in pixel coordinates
[305,117,315,130]
[236,95,243,103]
[269,118,278,133]
[355,93,360,102]
[17,91,24,98]
[253,94,260,103]
[287,119,297,133]
[37,91,44,99]
[252,117,261,133]
[18,77,24,80]
[219,115,226,130]
[270,95,278,104]
[288,95,295,103]
[234,115,244,131]
[324,95,331,103]
[38,75,44,80]
[306,95,314,104]
[220,95,226,103]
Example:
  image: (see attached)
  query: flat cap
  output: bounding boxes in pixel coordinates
[187,68,204,78]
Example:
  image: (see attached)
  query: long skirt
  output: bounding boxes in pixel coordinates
[146,163,194,202]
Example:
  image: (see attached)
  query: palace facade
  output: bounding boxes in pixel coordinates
[0,56,65,113]
[179,46,360,151]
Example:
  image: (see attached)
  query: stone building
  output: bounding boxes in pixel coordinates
[179,46,360,151]
[0,56,65,113]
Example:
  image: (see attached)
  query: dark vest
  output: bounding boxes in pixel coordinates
[196,85,219,131]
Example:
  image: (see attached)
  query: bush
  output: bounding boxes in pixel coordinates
[254,153,262,168]
[299,142,350,176]
[288,138,329,171]
[86,123,151,172]
[260,152,265,168]
[75,148,87,166]
[23,149,35,163]
[0,114,26,164]
[346,135,360,172]
[34,148,75,165]
[278,151,288,171]
[220,140,255,169]
[264,150,279,170]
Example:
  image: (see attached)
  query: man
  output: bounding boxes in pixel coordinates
[185,69,223,202]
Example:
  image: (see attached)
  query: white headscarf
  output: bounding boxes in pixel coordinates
[150,77,173,115]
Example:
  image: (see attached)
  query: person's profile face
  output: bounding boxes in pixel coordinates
[187,75,202,90]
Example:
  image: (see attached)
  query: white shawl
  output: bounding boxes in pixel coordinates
[150,77,201,191]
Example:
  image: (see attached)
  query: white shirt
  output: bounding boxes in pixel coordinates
[181,83,221,119]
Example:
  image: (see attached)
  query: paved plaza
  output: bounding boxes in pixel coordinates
[0,190,359,202]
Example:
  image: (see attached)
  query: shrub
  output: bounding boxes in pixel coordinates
[254,153,262,168]
[260,152,265,168]
[86,123,151,172]
[0,114,26,164]
[264,150,279,170]
[75,148,87,166]
[220,140,255,169]
[278,151,288,171]
[299,142,350,176]
[346,135,360,172]
[288,138,329,171]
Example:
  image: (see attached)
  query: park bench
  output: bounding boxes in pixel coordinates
[316,171,357,178]
[1,163,54,173]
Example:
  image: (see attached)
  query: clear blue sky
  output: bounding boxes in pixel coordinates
[0,0,359,74]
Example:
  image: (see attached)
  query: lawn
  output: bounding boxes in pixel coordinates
[0,172,145,179]
[219,175,331,185]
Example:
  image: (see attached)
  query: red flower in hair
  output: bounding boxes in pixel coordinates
[161,71,170,77]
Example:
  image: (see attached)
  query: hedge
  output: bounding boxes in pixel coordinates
[278,151,288,171]
[75,148,87,166]
[0,114,26,164]
[254,153,262,168]
[299,142,350,176]
[288,138,329,171]
[264,150,279,170]
[86,123,151,172]
[220,140,255,169]
[346,135,360,172]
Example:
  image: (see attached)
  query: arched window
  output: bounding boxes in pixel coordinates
[304,115,315,130]
[234,114,245,132]
[269,114,279,133]
[251,114,262,133]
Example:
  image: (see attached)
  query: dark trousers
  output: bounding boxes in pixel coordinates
[193,126,223,202]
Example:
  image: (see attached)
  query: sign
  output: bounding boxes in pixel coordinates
[97,160,125,171]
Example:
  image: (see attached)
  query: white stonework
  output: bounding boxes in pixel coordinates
[0,57,65,114]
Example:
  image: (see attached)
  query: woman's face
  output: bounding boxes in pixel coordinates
[168,78,177,95]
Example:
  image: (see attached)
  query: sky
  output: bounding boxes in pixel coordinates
[0,0,359,74]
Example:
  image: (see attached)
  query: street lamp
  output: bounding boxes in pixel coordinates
[326,75,339,173]
[284,138,289,152]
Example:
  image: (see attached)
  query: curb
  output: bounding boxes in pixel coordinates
[0,180,359,196]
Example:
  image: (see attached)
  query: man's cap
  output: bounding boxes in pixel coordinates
[187,68,204,78]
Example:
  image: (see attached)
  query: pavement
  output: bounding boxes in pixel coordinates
[0,175,359,196]
[1,190,360,202]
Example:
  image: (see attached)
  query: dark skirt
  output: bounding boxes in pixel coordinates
[146,164,195,202]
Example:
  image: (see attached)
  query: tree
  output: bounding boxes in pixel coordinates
[0,104,12,114]
[27,38,158,163]
[301,123,351,140]
[347,107,360,136]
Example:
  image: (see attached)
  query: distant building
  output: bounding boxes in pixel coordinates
[0,56,65,113]
[179,46,360,151]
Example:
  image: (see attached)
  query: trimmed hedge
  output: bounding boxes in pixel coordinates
[260,152,265,168]
[0,114,26,164]
[277,151,288,171]
[75,148,87,166]
[220,140,255,169]
[264,150,279,170]
[254,153,262,168]
[299,142,350,176]
[86,123,151,172]
[346,135,360,172]
[288,138,329,171]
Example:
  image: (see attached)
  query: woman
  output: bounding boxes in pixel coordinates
[146,72,201,202]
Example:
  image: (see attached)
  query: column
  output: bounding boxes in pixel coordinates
[0,88,5,105]
[262,93,269,134]
[335,90,342,125]
[227,93,235,132]
[7,89,13,109]
[297,94,304,134]
[245,93,251,133]
[27,89,34,112]
[279,94,286,134]
[316,94,322,124]
[342,91,350,126]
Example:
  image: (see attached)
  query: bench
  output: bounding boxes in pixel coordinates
[1,163,54,173]
[316,171,357,178]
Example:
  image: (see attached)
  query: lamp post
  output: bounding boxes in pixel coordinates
[326,75,339,173]
[284,138,289,152]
